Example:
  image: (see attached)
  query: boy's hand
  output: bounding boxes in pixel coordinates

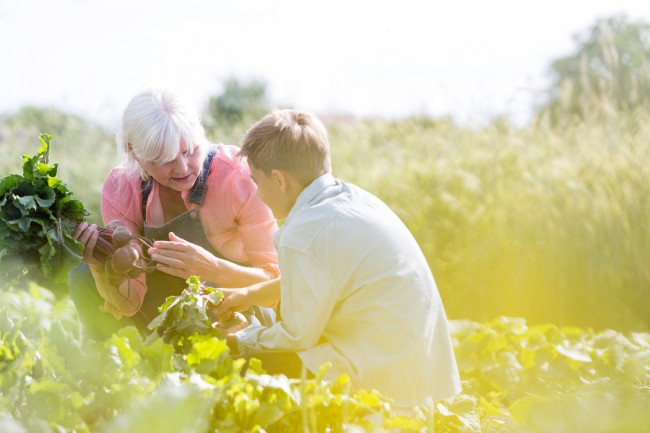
[213,312,249,355]
[214,311,249,334]
[210,287,252,319]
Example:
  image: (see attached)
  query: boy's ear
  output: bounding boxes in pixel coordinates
[271,169,289,193]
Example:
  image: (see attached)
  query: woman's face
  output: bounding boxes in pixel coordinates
[137,141,204,191]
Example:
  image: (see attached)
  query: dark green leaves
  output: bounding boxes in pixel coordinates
[0,134,88,285]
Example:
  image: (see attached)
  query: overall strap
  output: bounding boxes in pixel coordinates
[188,146,217,205]
[140,146,217,218]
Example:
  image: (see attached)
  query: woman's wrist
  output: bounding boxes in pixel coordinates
[210,257,237,286]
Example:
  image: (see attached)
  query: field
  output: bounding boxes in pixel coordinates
[330,112,650,332]
[1,107,649,431]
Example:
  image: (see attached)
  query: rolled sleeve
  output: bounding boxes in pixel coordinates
[235,248,335,356]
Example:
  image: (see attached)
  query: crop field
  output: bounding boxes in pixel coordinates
[0,283,648,432]
[1,108,649,431]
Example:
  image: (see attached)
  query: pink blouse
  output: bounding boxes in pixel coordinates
[98,144,278,318]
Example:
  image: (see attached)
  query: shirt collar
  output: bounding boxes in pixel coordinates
[283,172,336,226]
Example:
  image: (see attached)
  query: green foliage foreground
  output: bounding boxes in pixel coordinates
[0,281,648,433]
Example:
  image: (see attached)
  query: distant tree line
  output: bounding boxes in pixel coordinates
[538,15,650,125]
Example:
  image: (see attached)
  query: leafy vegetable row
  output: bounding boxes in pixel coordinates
[1,280,648,432]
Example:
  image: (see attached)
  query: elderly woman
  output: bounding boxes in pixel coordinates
[70,88,279,339]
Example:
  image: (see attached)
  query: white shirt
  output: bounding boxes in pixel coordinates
[236,173,461,406]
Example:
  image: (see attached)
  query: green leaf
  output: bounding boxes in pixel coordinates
[16,195,38,215]
[105,331,143,371]
[47,175,62,188]
[355,390,384,408]
[247,373,297,401]
[251,402,285,427]
[38,133,51,164]
[34,188,56,208]
[435,399,482,432]
[141,335,175,374]
[207,290,224,305]
[0,175,21,196]
[383,415,422,430]
[508,394,549,425]
[555,343,592,363]
[17,215,41,233]
[28,379,70,395]
[186,335,228,366]
[36,162,57,178]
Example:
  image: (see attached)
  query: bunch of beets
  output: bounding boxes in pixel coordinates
[94,221,157,286]
[0,134,157,285]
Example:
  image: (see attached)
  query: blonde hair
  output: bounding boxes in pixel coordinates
[239,109,331,185]
[116,88,208,180]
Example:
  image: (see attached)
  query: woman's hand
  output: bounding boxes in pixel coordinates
[148,232,229,281]
[73,222,103,267]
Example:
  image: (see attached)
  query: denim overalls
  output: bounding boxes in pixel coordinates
[138,147,247,320]
[69,147,274,339]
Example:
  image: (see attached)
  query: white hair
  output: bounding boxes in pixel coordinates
[116,88,208,179]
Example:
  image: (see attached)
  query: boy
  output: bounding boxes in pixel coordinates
[216,109,461,407]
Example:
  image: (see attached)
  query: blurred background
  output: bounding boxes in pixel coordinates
[1,0,649,332]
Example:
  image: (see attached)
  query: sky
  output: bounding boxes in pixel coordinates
[1,0,649,130]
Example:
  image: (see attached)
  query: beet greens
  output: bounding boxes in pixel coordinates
[1,134,96,284]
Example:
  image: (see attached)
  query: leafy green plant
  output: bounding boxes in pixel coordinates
[0,134,154,288]
[147,276,224,351]
[0,134,90,284]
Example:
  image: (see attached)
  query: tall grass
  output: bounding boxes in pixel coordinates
[327,113,650,332]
